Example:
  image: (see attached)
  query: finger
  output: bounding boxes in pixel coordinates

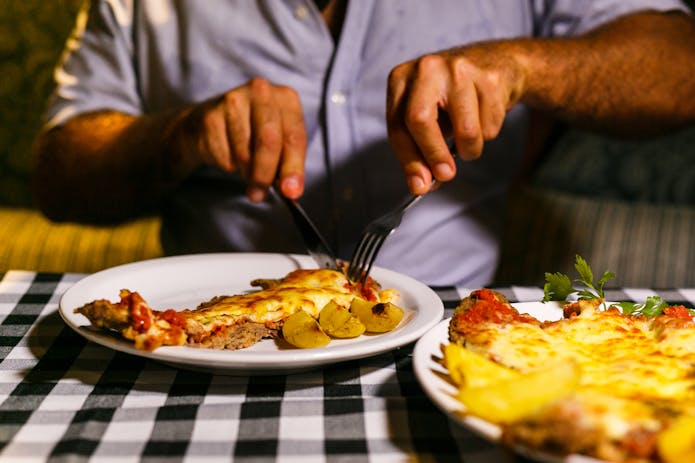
[222,90,252,174]
[475,71,507,141]
[386,65,435,195]
[402,56,456,182]
[448,71,484,160]
[199,99,234,172]
[389,128,435,195]
[277,86,307,199]
[248,78,283,202]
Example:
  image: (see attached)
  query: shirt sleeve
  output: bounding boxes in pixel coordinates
[43,0,692,130]
[533,0,691,37]
[43,0,141,130]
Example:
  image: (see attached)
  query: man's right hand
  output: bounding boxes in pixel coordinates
[185,77,308,202]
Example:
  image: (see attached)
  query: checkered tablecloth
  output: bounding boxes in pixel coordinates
[1,270,694,462]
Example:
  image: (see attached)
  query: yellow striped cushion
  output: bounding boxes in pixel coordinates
[0,208,162,273]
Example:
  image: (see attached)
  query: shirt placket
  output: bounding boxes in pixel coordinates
[321,0,376,258]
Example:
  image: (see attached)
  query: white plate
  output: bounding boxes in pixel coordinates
[60,253,444,375]
[413,302,606,463]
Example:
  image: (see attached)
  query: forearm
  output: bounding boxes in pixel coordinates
[387,10,695,195]
[34,108,199,223]
[519,11,695,135]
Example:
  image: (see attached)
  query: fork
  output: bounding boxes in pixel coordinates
[346,188,429,283]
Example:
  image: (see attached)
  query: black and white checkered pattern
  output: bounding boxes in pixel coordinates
[1,271,693,462]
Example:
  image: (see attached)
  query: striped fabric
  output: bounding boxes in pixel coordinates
[0,208,162,273]
[495,186,695,287]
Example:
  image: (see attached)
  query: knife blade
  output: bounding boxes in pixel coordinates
[271,187,339,270]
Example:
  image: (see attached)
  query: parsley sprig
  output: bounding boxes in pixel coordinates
[543,255,614,303]
[615,297,671,317]
[542,254,695,317]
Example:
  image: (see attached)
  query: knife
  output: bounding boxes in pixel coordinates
[271,187,339,270]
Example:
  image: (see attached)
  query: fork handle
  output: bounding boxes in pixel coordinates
[398,179,439,212]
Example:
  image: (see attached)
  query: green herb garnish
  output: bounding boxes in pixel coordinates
[616,297,695,317]
[615,296,668,317]
[543,255,614,303]
[543,255,695,318]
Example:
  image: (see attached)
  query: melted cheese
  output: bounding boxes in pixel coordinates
[474,303,695,404]
[456,297,695,453]
[76,268,401,352]
[571,391,662,440]
[186,269,397,325]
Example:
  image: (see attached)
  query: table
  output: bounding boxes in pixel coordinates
[1,270,693,462]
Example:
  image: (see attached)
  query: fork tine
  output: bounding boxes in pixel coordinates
[357,234,388,283]
[348,232,389,284]
[347,185,431,283]
[347,233,374,281]
[348,233,378,282]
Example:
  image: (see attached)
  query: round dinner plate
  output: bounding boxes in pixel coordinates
[412,302,607,463]
[60,252,444,375]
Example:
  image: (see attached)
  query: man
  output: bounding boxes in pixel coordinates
[34,0,695,286]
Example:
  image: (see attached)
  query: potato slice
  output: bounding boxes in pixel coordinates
[442,343,520,388]
[350,299,404,332]
[282,310,331,348]
[457,360,581,423]
[318,300,366,338]
[658,415,695,463]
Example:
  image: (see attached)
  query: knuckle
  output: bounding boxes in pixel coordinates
[277,85,300,101]
[201,109,218,132]
[405,104,434,129]
[284,129,307,149]
[416,54,444,72]
[482,69,504,89]
[456,137,484,160]
[452,116,480,142]
[256,124,282,149]
[248,76,272,96]
[453,124,479,142]
[222,90,244,110]
[449,55,471,75]
[387,62,409,85]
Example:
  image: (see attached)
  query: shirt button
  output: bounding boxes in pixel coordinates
[294,5,309,20]
[330,91,347,105]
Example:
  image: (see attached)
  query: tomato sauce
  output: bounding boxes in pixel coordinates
[125,291,152,332]
[159,309,188,328]
[663,305,694,320]
[351,276,378,302]
[455,288,537,328]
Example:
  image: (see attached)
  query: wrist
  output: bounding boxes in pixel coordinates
[159,106,204,182]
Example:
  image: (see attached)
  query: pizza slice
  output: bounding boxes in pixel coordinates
[75,268,398,351]
[446,288,695,463]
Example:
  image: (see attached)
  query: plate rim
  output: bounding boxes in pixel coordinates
[59,252,444,374]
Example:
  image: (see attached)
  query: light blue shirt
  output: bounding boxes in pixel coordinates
[46,0,688,286]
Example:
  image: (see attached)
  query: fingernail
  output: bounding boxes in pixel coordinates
[433,163,453,179]
[408,176,425,193]
[247,186,266,202]
[281,175,302,196]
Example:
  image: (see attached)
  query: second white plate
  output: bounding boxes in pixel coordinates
[412,302,607,463]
